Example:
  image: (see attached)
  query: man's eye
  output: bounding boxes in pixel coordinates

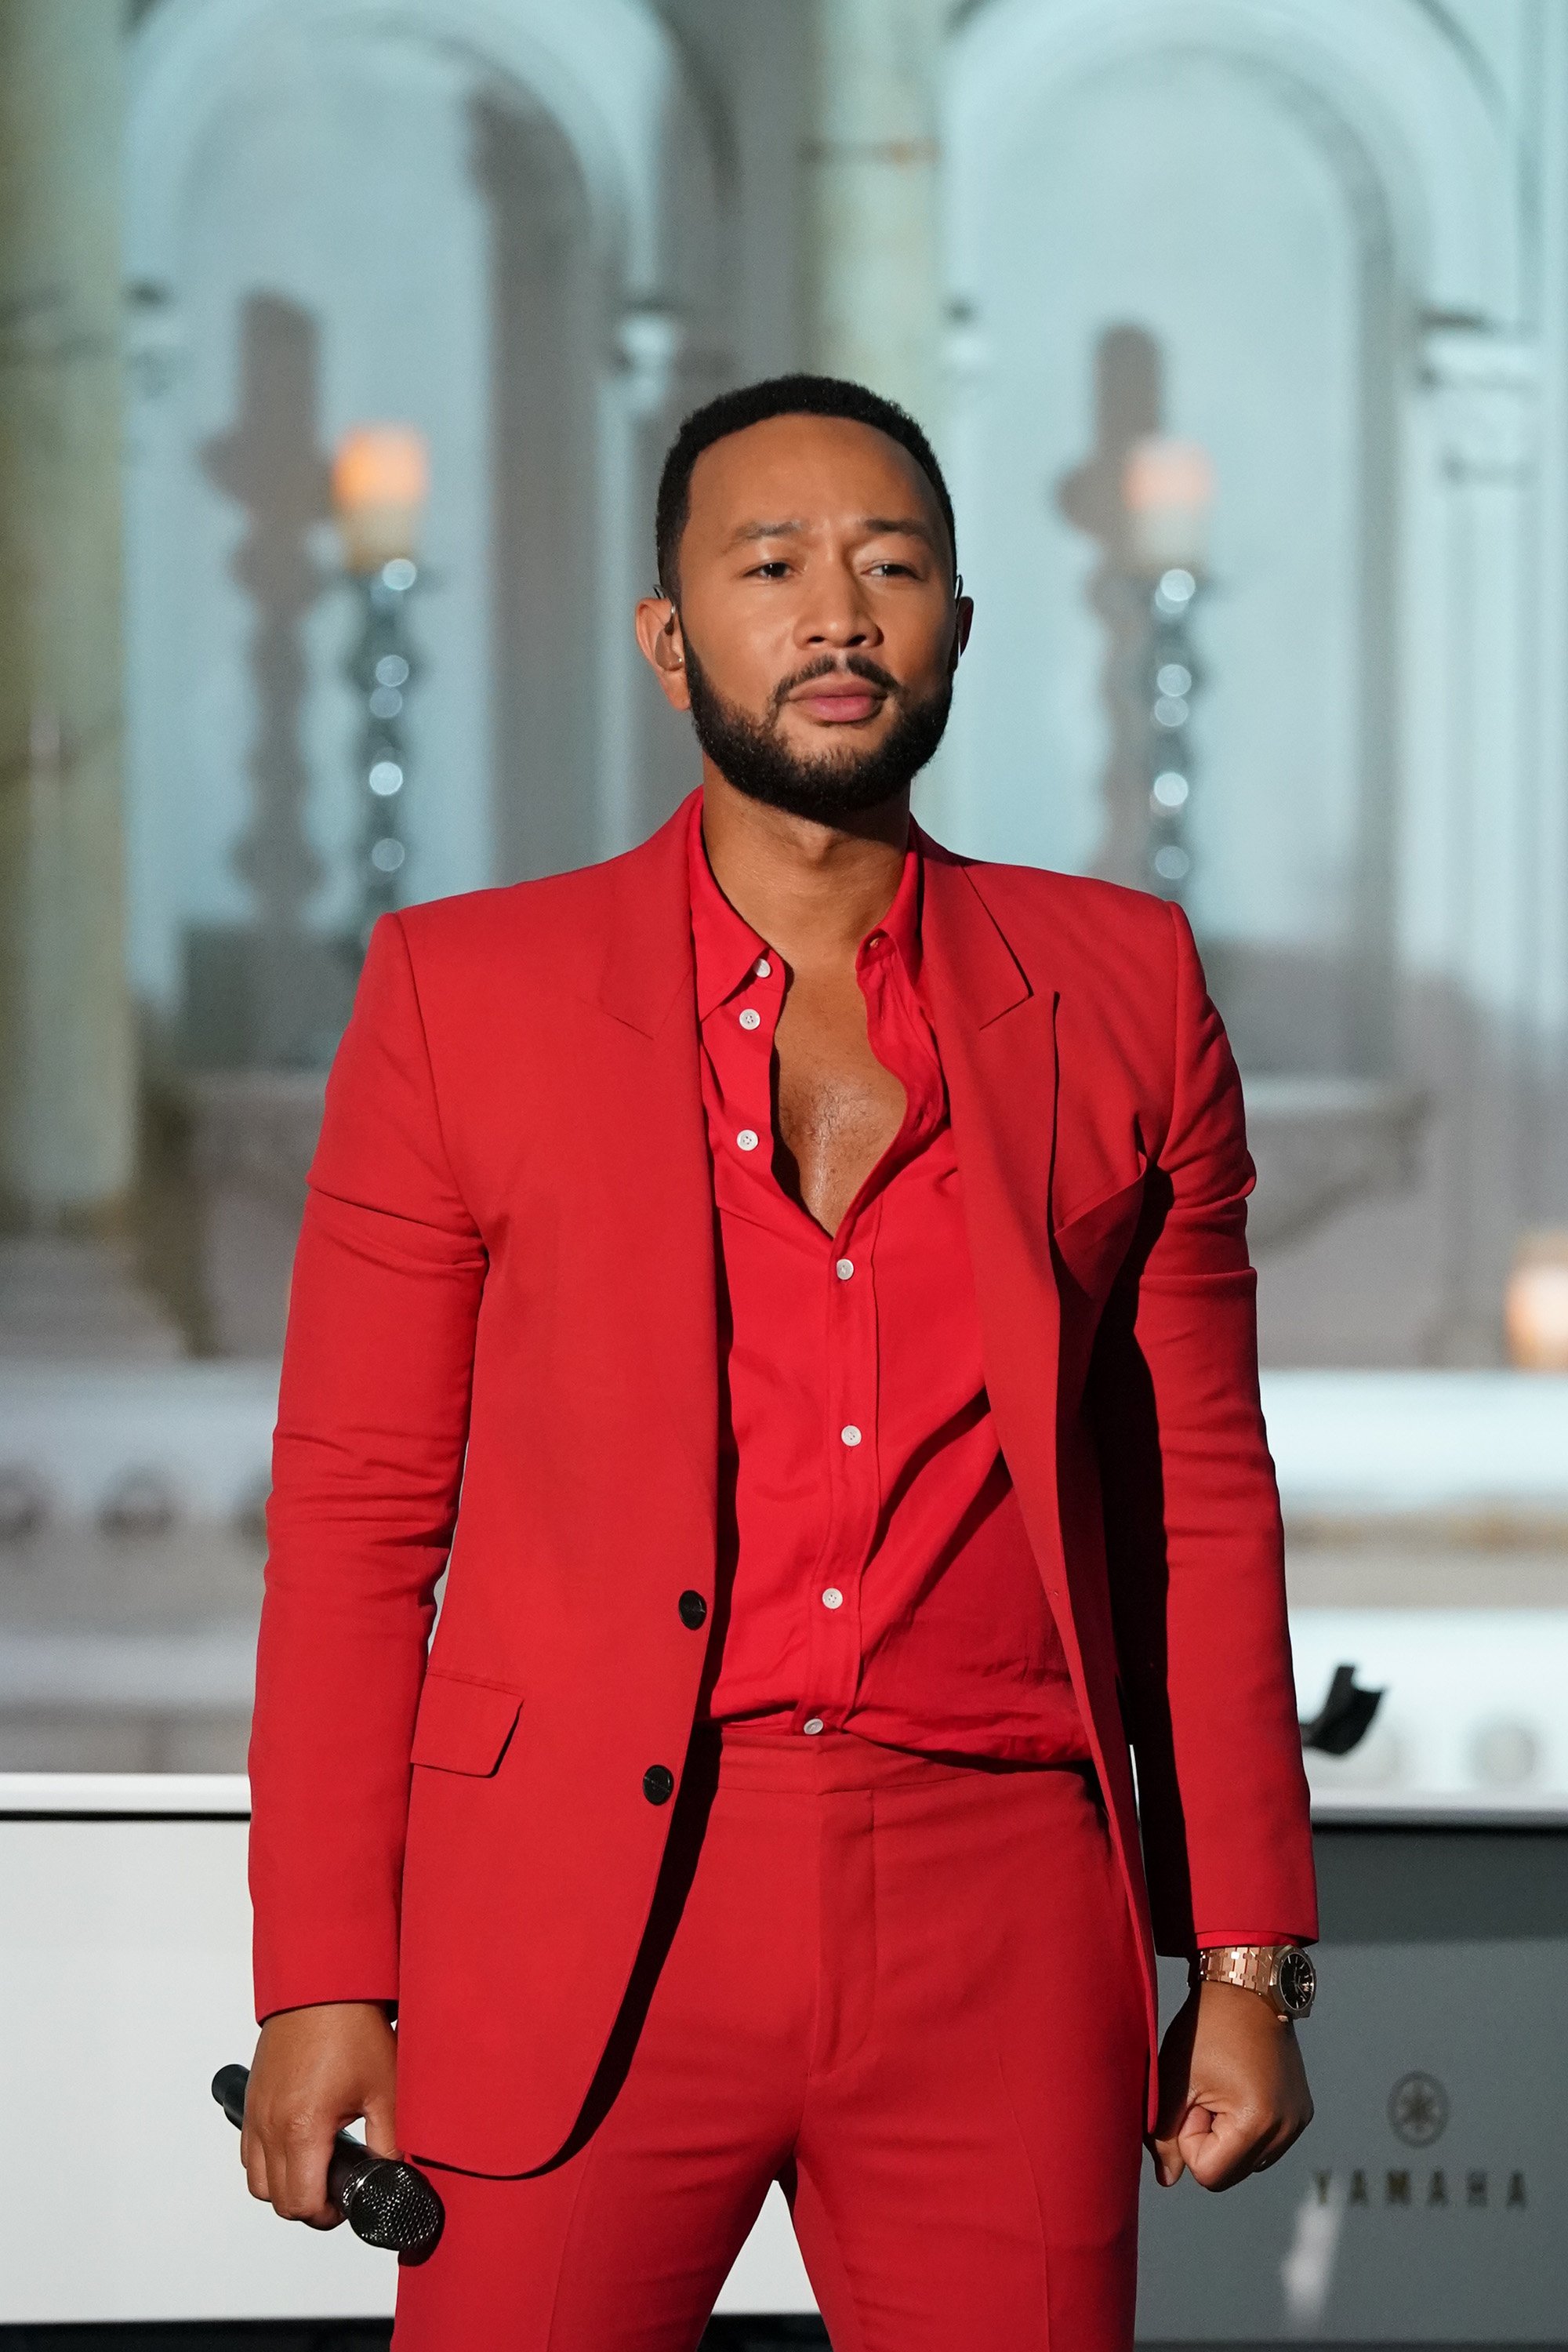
[869,561,917,578]
[749,561,791,579]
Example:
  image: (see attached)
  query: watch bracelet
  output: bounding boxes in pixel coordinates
[1193,1944,1289,1998]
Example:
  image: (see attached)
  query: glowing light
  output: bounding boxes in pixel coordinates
[1122,439,1214,576]
[1505,1232,1568,1370]
[332,426,429,573]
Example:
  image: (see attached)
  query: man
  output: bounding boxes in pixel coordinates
[243,375,1316,2350]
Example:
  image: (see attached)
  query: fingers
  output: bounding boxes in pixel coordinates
[1178,2097,1274,2192]
[241,2105,340,2225]
[241,2119,270,2206]
[1152,2097,1310,2190]
[362,2087,400,2163]
[1185,2099,1312,2190]
[249,2092,342,2227]
[280,2108,341,2227]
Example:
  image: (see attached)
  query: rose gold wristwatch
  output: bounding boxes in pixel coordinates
[1195,1944,1316,2020]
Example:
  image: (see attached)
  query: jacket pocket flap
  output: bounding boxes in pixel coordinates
[411,1672,523,1777]
[1052,1171,1148,1293]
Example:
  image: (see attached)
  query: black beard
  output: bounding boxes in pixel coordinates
[683,643,953,822]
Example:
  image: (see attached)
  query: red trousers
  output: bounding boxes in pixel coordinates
[393,1727,1146,2351]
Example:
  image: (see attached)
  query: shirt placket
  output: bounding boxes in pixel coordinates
[704,899,915,1744]
[795,929,913,1740]
[795,1185,882,1734]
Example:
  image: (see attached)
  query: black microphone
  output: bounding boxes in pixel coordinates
[212,2063,445,2262]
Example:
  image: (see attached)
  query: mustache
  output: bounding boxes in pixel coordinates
[767,654,903,722]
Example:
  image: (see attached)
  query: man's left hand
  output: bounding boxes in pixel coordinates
[1151,1979,1313,2190]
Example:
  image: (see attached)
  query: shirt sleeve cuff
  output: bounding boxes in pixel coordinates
[1195,1930,1309,1950]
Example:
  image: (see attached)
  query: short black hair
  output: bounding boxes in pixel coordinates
[655,372,956,597]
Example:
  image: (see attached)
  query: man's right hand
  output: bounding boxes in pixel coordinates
[241,2002,399,2227]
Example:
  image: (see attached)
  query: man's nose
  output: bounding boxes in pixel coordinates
[797,565,880,648]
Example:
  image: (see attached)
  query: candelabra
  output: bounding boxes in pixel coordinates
[1120,435,1214,905]
[332,424,429,956]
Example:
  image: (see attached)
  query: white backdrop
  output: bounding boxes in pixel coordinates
[0,1780,811,2323]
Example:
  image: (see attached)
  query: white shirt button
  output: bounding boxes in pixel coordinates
[835,1258,855,1281]
[840,1425,862,1447]
[822,1587,844,1610]
[739,1007,761,1030]
[736,1129,760,1152]
[754,957,771,978]
[803,1717,825,1735]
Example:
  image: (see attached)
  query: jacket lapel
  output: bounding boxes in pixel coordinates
[920,845,1065,1596]
[574,799,719,1549]
[921,844,1149,1901]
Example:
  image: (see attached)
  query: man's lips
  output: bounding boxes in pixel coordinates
[788,682,887,724]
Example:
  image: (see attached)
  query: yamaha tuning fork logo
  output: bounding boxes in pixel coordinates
[1388,2071,1450,2148]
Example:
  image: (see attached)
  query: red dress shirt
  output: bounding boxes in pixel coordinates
[688,804,1087,1764]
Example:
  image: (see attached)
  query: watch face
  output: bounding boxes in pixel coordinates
[1277,1947,1316,2016]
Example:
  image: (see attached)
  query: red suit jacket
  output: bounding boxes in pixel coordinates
[249,793,1316,2175]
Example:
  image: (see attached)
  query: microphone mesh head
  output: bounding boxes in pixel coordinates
[344,2158,445,2257]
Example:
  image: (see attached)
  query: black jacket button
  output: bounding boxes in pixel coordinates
[642,1764,675,1805]
[678,1590,708,1629]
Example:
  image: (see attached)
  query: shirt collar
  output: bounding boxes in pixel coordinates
[687,791,925,1018]
[866,824,924,987]
[688,797,771,1020]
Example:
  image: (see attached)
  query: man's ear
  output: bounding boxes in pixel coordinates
[950,577,975,673]
[634,593,691,711]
